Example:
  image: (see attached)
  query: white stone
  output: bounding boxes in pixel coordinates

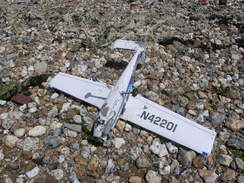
[50,169,64,180]
[73,115,82,123]
[125,123,132,131]
[146,170,162,183]
[50,121,63,129]
[112,137,125,149]
[19,104,27,112]
[159,83,166,90]
[0,149,4,160]
[14,128,26,137]
[4,135,19,148]
[64,129,77,137]
[166,142,178,153]
[51,93,59,99]
[159,165,171,175]
[28,126,46,137]
[29,107,37,113]
[0,100,6,105]
[0,113,8,120]
[26,167,39,178]
[150,140,168,157]
[61,103,71,113]
[133,80,142,88]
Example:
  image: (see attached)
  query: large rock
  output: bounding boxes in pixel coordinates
[198,169,218,183]
[227,138,244,150]
[221,168,236,182]
[225,119,244,131]
[217,154,233,166]
[236,158,244,170]
[129,176,142,183]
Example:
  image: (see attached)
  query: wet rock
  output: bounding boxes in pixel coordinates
[28,126,46,137]
[145,170,161,183]
[4,135,19,148]
[43,136,61,149]
[129,176,142,183]
[221,168,236,182]
[217,154,233,166]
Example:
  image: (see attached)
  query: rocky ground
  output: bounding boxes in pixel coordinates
[0,0,244,182]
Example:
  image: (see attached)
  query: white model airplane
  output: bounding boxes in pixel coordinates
[49,40,216,156]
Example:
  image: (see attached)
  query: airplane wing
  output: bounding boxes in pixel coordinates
[49,72,111,108]
[121,94,216,155]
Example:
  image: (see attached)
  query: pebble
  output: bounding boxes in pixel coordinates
[198,169,218,183]
[129,176,142,183]
[2,120,15,130]
[238,176,244,183]
[159,165,171,175]
[50,169,64,180]
[18,137,39,151]
[178,149,196,167]
[150,140,168,157]
[43,136,61,149]
[210,112,225,126]
[64,129,78,137]
[227,138,244,150]
[112,137,125,149]
[51,93,59,99]
[34,61,47,74]
[73,115,82,123]
[48,107,59,118]
[222,168,236,182]
[166,143,178,153]
[0,113,9,120]
[0,149,4,160]
[14,128,26,137]
[225,119,244,131]
[218,154,233,166]
[235,158,244,170]
[26,167,40,178]
[145,170,162,183]
[4,135,19,148]
[136,153,151,168]
[80,146,91,159]
[28,126,46,137]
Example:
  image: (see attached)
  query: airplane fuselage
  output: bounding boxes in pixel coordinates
[93,49,143,138]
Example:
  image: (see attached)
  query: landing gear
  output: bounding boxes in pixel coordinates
[132,88,138,97]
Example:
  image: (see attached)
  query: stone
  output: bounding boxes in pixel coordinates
[221,168,236,182]
[34,61,47,74]
[218,154,233,166]
[26,167,40,178]
[150,140,168,157]
[48,107,58,118]
[136,153,151,168]
[11,93,33,104]
[50,169,64,180]
[0,149,4,160]
[145,170,161,183]
[14,128,26,137]
[129,176,142,183]
[88,157,99,171]
[28,126,46,137]
[227,138,244,150]
[159,165,171,175]
[198,169,218,183]
[73,115,82,123]
[238,176,244,183]
[116,120,125,132]
[178,149,196,167]
[64,129,77,137]
[51,93,59,99]
[4,135,19,148]
[80,146,91,159]
[210,112,225,126]
[112,137,125,149]
[63,123,82,133]
[18,137,39,151]
[225,119,244,131]
[235,158,244,170]
[43,136,61,149]
[2,119,15,130]
[166,143,178,153]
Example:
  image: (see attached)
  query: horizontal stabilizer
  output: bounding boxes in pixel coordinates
[111,39,147,51]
